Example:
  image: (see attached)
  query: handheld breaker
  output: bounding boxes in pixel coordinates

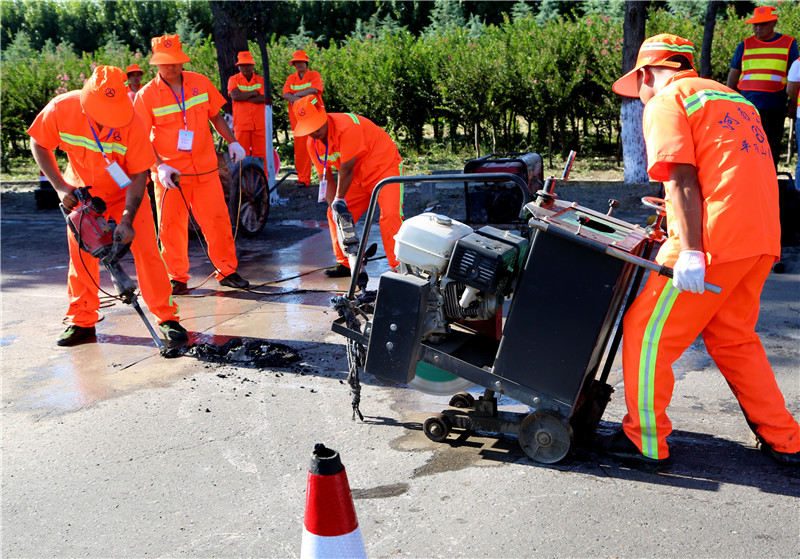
[60,187,168,354]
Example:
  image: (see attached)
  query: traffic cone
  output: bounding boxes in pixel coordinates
[300,444,367,559]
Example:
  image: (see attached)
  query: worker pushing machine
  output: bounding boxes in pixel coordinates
[227,51,266,159]
[134,34,250,295]
[291,95,404,277]
[28,65,187,346]
[607,34,799,467]
[282,50,324,188]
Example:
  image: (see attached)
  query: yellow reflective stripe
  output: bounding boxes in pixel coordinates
[184,93,208,110]
[153,103,182,117]
[743,58,789,71]
[745,47,790,55]
[290,82,312,91]
[742,73,786,82]
[238,84,261,92]
[59,132,128,155]
[328,152,342,163]
[640,42,694,55]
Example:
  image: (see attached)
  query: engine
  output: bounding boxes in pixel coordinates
[393,213,529,342]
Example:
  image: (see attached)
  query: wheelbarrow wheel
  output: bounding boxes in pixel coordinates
[228,159,269,238]
[518,411,573,464]
[449,392,475,409]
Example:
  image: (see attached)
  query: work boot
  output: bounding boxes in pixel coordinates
[218,272,250,289]
[171,280,189,295]
[159,320,188,342]
[757,438,800,467]
[56,325,96,347]
[600,429,670,466]
[324,264,351,278]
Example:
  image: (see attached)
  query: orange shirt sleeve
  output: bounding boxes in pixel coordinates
[133,89,154,135]
[227,75,238,95]
[338,120,366,164]
[309,71,323,94]
[124,113,157,175]
[201,74,227,118]
[643,95,695,182]
[27,97,62,150]
[283,74,294,96]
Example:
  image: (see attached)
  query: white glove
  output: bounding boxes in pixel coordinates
[157,163,180,189]
[229,141,246,164]
[331,197,349,218]
[673,250,706,294]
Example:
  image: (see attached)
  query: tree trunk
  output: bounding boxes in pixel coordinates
[700,1,723,79]
[209,2,248,113]
[621,1,649,185]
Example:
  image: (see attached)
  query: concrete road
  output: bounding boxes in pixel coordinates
[2,191,799,558]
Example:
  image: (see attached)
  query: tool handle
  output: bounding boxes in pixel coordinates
[606,246,722,295]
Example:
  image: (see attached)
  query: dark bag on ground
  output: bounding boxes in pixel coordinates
[777,172,799,247]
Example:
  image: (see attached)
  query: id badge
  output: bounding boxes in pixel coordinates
[318,179,328,203]
[105,161,131,189]
[177,129,194,151]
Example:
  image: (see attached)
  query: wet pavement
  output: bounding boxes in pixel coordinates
[2,190,799,558]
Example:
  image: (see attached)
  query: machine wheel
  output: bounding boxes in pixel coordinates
[449,392,476,409]
[518,411,573,464]
[229,160,269,238]
[641,196,666,216]
[423,413,452,443]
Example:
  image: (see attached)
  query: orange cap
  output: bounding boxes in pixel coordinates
[80,65,134,128]
[236,51,255,66]
[612,34,695,98]
[292,96,327,136]
[745,6,777,24]
[289,50,310,66]
[125,64,144,75]
[149,34,191,65]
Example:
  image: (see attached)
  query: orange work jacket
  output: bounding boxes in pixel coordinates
[227,72,265,131]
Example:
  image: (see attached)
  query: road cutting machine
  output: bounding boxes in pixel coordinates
[332,151,718,464]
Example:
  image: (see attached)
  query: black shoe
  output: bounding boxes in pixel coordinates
[296,181,308,188]
[601,429,670,465]
[218,272,250,289]
[159,320,188,341]
[171,280,189,295]
[324,264,351,278]
[56,325,96,347]
[757,438,800,467]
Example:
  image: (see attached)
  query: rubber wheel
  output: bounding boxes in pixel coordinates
[449,392,476,409]
[518,411,573,464]
[229,160,269,238]
[423,413,452,443]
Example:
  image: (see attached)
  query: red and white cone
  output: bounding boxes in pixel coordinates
[301,444,367,559]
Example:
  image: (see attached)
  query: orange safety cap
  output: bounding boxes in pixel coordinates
[236,51,255,66]
[612,33,695,98]
[289,50,310,66]
[149,34,191,65]
[292,96,327,136]
[745,6,778,24]
[125,64,144,75]
[80,65,135,128]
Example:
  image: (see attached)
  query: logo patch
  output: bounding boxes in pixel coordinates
[105,88,116,98]
[298,109,306,116]
[165,39,173,48]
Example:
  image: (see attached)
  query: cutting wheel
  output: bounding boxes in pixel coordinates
[408,361,474,395]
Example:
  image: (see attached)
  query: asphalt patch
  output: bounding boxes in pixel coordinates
[185,337,302,368]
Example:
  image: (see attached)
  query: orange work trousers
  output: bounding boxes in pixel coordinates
[327,160,404,269]
[293,134,312,185]
[153,172,238,283]
[67,191,179,328]
[235,127,266,159]
[622,254,800,460]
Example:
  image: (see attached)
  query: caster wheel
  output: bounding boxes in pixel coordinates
[449,392,475,409]
[423,413,452,443]
[519,411,573,464]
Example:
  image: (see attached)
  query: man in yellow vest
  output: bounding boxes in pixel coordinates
[727,6,798,168]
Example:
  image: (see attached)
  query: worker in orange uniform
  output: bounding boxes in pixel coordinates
[727,6,798,168]
[134,34,250,295]
[291,96,403,277]
[605,34,799,467]
[227,51,266,158]
[125,64,145,103]
[282,50,324,188]
[28,65,186,346]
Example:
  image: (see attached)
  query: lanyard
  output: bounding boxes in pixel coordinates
[313,139,329,179]
[167,76,188,129]
[86,117,114,164]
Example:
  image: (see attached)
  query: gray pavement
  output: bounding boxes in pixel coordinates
[2,188,799,558]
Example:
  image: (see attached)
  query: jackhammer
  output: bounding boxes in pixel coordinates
[60,187,171,356]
